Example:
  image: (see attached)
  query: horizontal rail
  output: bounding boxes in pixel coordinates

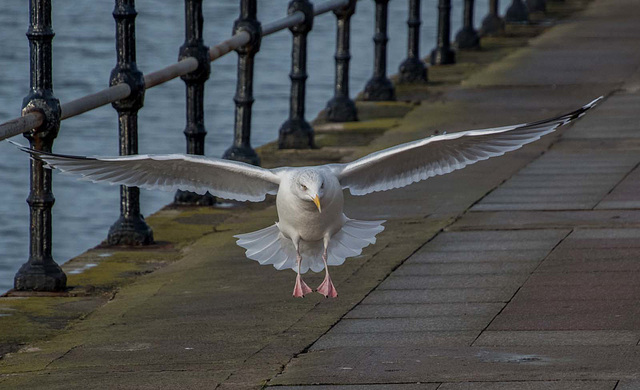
[0,0,350,142]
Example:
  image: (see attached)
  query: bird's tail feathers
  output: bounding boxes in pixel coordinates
[234,218,385,274]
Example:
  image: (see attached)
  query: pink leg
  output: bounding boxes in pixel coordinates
[293,253,312,298]
[317,249,338,298]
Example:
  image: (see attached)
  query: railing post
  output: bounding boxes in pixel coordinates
[527,0,546,13]
[505,0,529,22]
[398,0,428,84]
[325,0,358,122]
[480,0,505,36]
[431,0,456,65]
[278,0,314,149]
[107,0,154,246]
[174,0,215,205]
[14,0,66,291]
[363,0,395,101]
[223,0,262,165]
[455,0,480,49]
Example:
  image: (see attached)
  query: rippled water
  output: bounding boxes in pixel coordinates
[0,0,506,293]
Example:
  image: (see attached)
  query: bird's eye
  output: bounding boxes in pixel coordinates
[321,183,324,189]
[300,184,307,191]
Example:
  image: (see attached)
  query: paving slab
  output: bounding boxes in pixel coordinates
[309,331,481,350]
[270,346,640,385]
[487,299,640,331]
[407,249,553,263]
[449,210,640,231]
[329,316,492,333]
[378,274,529,290]
[360,288,516,305]
[344,303,505,319]
[271,384,441,390]
[474,331,640,347]
[394,262,541,276]
[437,381,618,390]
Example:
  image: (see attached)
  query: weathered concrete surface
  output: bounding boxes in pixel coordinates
[2,0,640,388]
[269,0,640,387]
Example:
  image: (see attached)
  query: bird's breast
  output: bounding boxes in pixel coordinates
[276,188,344,242]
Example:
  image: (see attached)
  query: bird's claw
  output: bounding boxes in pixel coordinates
[317,274,338,298]
[293,274,313,298]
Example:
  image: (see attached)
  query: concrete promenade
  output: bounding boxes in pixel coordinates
[2,0,640,388]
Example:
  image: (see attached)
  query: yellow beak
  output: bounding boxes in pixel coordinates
[313,194,322,213]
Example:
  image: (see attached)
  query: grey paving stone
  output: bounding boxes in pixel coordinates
[330,317,492,333]
[379,274,529,290]
[425,240,559,252]
[408,250,551,263]
[437,380,617,390]
[487,300,640,330]
[270,385,440,390]
[394,262,540,276]
[536,259,640,273]
[472,202,597,211]
[525,271,640,287]
[566,228,640,240]
[617,380,640,390]
[449,210,640,231]
[596,164,640,210]
[271,346,640,385]
[514,284,640,302]
[432,230,568,243]
[361,289,515,305]
[540,246,640,262]
[310,332,480,350]
[344,303,505,319]
[474,331,640,347]
[488,187,606,196]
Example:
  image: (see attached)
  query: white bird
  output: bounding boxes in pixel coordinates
[13,97,601,298]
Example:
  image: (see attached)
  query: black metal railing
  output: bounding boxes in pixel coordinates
[0,0,540,292]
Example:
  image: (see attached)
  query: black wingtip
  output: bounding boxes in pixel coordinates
[572,96,604,120]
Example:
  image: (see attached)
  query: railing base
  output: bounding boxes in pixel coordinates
[278,119,314,149]
[430,47,456,65]
[527,0,546,13]
[505,0,529,22]
[222,145,261,166]
[455,27,480,49]
[174,190,216,206]
[480,14,505,36]
[363,76,396,101]
[326,95,358,122]
[14,261,67,292]
[107,215,154,246]
[398,57,428,84]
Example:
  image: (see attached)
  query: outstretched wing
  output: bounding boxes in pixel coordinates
[13,143,280,202]
[330,97,602,196]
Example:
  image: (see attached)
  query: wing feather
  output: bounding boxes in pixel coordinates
[12,144,281,202]
[330,97,602,196]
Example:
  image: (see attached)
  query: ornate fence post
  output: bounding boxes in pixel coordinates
[363,0,395,101]
[107,0,154,245]
[455,0,480,49]
[398,0,428,84]
[278,0,314,149]
[175,0,215,205]
[480,0,505,36]
[505,0,529,22]
[14,0,66,291]
[325,0,358,122]
[431,0,456,65]
[223,0,262,164]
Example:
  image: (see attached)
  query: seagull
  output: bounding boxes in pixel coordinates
[13,97,601,298]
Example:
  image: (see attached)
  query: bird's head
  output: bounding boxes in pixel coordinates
[292,169,325,212]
